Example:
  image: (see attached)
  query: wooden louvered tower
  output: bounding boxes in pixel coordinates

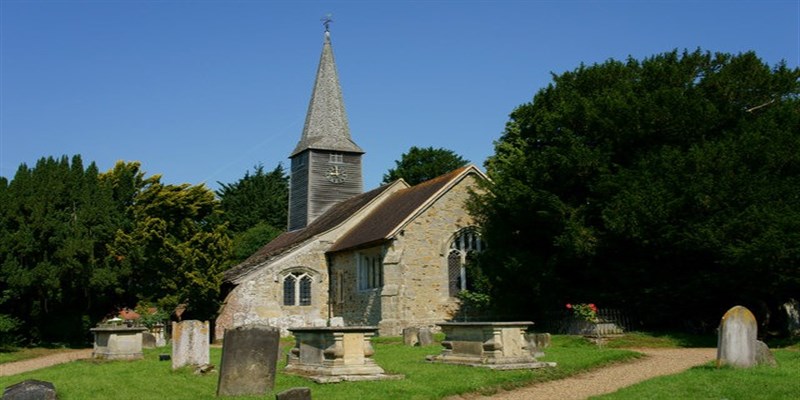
[288,30,364,231]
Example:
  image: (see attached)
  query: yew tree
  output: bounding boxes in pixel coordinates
[108,177,231,321]
[216,163,288,264]
[383,146,468,185]
[471,49,800,329]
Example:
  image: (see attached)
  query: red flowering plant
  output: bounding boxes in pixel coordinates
[566,303,599,324]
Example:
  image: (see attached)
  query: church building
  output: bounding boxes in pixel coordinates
[215,29,487,338]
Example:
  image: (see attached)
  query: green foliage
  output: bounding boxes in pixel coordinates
[567,303,599,323]
[229,222,283,264]
[470,49,800,329]
[0,314,20,348]
[383,146,468,185]
[133,303,169,329]
[0,157,232,342]
[108,179,231,321]
[216,164,288,232]
[0,155,124,343]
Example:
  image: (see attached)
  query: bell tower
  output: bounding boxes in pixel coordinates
[288,25,364,231]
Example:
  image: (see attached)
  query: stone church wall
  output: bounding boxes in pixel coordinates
[331,173,482,336]
[381,173,481,334]
[215,240,331,339]
[330,249,383,327]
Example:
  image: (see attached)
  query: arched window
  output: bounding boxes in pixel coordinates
[283,271,312,306]
[448,228,484,297]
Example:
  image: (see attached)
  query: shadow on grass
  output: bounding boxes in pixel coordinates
[605,331,716,348]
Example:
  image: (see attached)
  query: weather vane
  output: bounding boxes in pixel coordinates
[321,14,333,33]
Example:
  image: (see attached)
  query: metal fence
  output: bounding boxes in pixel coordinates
[536,308,636,336]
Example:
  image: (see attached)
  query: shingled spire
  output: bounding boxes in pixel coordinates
[291,31,364,157]
[287,27,364,231]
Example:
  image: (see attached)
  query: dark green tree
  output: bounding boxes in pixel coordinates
[216,164,288,233]
[0,156,123,343]
[470,49,800,330]
[383,146,468,185]
[216,164,288,265]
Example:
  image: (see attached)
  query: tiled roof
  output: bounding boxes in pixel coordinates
[223,183,393,283]
[328,166,473,253]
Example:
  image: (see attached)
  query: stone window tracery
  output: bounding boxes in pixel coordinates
[448,228,484,297]
[283,271,312,306]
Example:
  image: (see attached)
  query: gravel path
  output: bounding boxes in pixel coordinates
[0,349,93,377]
[448,348,716,400]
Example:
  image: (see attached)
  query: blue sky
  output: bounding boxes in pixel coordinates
[1,1,798,191]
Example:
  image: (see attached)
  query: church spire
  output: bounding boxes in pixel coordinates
[291,24,364,157]
[287,20,365,231]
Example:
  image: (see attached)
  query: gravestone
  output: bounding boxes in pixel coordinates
[2,380,57,400]
[141,332,156,349]
[402,327,419,346]
[151,323,167,347]
[275,387,312,400]
[717,305,758,368]
[418,327,434,346]
[755,340,777,367]
[172,320,209,369]
[217,325,281,396]
[525,332,551,358]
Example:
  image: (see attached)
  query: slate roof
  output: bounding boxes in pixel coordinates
[291,32,363,157]
[328,166,474,253]
[223,183,393,283]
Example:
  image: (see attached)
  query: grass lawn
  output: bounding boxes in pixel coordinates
[594,350,800,399]
[0,335,637,400]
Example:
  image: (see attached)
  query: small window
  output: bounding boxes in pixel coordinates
[292,153,306,170]
[283,271,312,306]
[358,253,383,291]
[330,153,343,163]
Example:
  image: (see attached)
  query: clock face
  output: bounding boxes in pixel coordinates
[326,165,347,183]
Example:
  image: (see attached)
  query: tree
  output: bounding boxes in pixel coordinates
[216,164,288,233]
[383,146,468,185]
[470,49,800,330]
[108,179,231,321]
[0,155,123,343]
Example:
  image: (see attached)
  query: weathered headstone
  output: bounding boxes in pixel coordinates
[275,387,312,400]
[418,327,434,346]
[525,332,551,358]
[2,380,57,400]
[141,332,156,349]
[755,340,777,367]
[717,305,758,368]
[402,327,419,346]
[151,323,167,347]
[217,325,281,396]
[172,320,209,369]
